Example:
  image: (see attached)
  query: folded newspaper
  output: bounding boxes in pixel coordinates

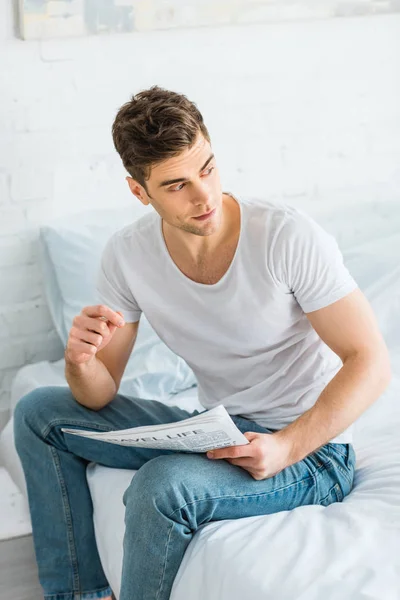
[61,405,249,453]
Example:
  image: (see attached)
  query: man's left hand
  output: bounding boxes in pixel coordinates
[206,431,293,480]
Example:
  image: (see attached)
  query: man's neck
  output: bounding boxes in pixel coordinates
[163,193,240,264]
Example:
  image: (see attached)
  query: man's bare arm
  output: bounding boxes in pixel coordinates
[65,304,139,411]
[276,288,392,464]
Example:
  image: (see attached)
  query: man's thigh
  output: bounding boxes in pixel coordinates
[128,415,351,522]
[127,447,325,526]
[16,385,204,471]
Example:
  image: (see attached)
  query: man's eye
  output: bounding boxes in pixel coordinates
[169,183,185,192]
[168,167,214,192]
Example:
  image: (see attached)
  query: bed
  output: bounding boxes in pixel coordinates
[1,200,399,599]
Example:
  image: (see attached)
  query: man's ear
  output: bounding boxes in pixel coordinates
[126,176,150,206]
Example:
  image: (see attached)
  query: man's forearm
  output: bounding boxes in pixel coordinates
[275,353,392,466]
[65,353,117,411]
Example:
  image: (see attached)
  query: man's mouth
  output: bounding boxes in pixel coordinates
[193,208,216,221]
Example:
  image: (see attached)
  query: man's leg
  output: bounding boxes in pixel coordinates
[13,385,202,600]
[120,415,356,600]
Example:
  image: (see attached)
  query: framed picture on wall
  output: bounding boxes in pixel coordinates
[18,0,137,40]
[18,1,400,41]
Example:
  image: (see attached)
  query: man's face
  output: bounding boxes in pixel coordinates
[127,133,223,237]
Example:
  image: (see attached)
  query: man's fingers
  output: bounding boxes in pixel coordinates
[84,305,125,327]
[104,311,124,334]
[225,456,256,468]
[208,444,254,460]
[78,316,110,337]
[243,431,259,442]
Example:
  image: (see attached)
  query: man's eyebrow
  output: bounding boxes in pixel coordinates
[157,154,215,188]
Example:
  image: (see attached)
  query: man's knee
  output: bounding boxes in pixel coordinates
[13,385,75,438]
[123,454,202,510]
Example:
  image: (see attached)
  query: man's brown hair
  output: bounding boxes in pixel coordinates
[112,85,211,194]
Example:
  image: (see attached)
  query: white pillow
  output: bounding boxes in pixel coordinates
[39,204,197,400]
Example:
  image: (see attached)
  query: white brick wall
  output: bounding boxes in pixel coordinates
[0,2,399,428]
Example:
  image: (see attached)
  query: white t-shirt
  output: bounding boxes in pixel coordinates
[96,194,358,444]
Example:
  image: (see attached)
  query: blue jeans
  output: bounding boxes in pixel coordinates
[13,386,356,600]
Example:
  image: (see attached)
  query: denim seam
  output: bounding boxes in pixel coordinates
[335,462,354,487]
[155,522,174,600]
[320,482,343,505]
[45,420,114,595]
[166,475,313,519]
[44,585,112,599]
[42,419,114,440]
[307,454,326,471]
[334,448,348,458]
[329,443,348,458]
[334,482,344,502]
[50,446,81,592]
[328,446,354,486]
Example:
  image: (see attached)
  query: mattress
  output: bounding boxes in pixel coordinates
[1,216,400,598]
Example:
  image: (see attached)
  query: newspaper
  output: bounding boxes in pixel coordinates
[61,405,249,453]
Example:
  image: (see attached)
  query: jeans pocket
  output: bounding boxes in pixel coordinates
[328,444,355,493]
[320,482,344,507]
[347,444,357,470]
[307,451,325,471]
[329,443,348,458]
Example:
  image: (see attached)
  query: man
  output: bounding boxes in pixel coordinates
[14,85,391,600]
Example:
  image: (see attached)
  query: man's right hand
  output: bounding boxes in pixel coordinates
[65,305,125,365]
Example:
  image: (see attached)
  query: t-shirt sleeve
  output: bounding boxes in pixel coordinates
[273,210,358,313]
[95,235,142,323]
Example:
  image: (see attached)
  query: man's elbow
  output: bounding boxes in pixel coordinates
[347,347,392,393]
[369,350,392,394]
[379,359,392,392]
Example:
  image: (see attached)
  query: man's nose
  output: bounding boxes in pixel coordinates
[190,183,212,206]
